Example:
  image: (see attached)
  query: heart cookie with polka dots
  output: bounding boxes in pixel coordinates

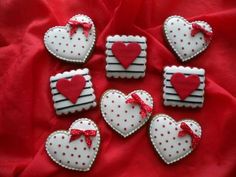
[44,14,96,63]
[45,118,100,171]
[149,114,202,164]
[164,15,213,62]
[100,90,153,137]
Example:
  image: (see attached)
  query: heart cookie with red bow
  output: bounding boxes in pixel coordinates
[149,114,202,164]
[164,15,213,62]
[45,118,100,171]
[44,14,96,63]
[105,35,147,79]
[50,68,96,115]
[163,66,205,108]
[100,89,153,137]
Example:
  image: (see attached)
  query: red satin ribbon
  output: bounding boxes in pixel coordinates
[68,20,92,38]
[178,122,200,149]
[191,23,213,43]
[126,93,152,119]
[69,129,97,148]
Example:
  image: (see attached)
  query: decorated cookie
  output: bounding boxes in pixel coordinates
[163,66,205,108]
[44,14,96,63]
[50,68,96,115]
[100,89,153,137]
[105,35,147,79]
[164,15,213,62]
[45,118,100,171]
[149,114,202,164]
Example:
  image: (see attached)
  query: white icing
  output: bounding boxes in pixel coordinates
[44,14,96,63]
[149,114,202,164]
[163,66,205,108]
[164,15,212,62]
[45,118,100,171]
[105,35,147,79]
[100,89,153,137]
[50,68,96,115]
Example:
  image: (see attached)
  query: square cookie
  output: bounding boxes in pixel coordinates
[105,35,147,79]
[163,66,205,108]
[50,68,96,115]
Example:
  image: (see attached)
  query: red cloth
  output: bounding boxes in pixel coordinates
[0,0,236,177]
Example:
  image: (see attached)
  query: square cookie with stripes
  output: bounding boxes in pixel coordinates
[105,35,147,79]
[50,68,96,115]
[163,66,205,108]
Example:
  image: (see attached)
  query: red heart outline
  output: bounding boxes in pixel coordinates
[56,75,86,104]
[111,42,141,69]
[170,73,200,100]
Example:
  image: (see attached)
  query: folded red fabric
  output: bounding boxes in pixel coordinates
[0,0,236,176]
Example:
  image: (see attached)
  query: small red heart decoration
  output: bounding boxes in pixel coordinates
[111,42,141,69]
[56,75,86,104]
[170,73,200,100]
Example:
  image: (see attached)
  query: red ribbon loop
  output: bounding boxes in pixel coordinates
[68,20,92,38]
[126,93,152,119]
[178,122,200,149]
[191,23,213,43]
[69,129,97,148]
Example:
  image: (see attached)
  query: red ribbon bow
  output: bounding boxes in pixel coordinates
[178,122,200,149]
[126,93,152,119]
[68,20,92,38]
[191,23,213,43]
[69,129,97,148]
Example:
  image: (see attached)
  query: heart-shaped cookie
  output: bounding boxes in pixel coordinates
[164,15,213,62]
[100,89,153,137]
[149,114,202,164]
[44,14,96,63]
[45,118,100,171]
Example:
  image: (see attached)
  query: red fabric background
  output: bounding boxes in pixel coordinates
[0,0,236,176]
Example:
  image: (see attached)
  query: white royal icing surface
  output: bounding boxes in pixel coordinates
[44,14,96,63]
[149,114,202,164]
[100,89,153,137]
[105,35,147,79]
[163,66,205,108]
[164,15,212,62]
[45,118,100,171]
[50,68,96,115]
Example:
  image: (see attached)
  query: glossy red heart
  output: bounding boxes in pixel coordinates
[111,42,141,69]
[170,73,200,100]
[56,75,86,104]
